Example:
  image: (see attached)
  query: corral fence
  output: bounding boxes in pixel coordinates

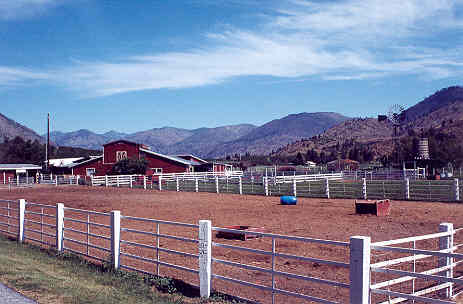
[89,173,462,203]
[0,198,461,303]
[39,174,80,186]
[343,168,426,181]
[0,176,35,189]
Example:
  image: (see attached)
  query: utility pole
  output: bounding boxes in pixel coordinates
[46,113,50,171]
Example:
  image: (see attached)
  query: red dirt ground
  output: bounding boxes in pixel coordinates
[1,185,462,303]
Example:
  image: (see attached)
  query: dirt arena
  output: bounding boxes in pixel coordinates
[1,185,462,303]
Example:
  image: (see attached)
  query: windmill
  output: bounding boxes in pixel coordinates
[387,104,406,165]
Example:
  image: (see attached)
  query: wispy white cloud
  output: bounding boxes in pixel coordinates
[3,0,463,96]
[0,0,64,20]
[0,66,50,86]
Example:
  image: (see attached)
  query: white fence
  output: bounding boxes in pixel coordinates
[0,198,461,303]
[343,168,426,181]
[88,174,462,203]
[40,175,80,186]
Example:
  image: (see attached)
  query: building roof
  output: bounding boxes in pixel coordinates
[174,154,208,164]
[103,139,138,147]
[48,157,85,167]
[0,164,42,170]
[140,148,201,166]
[67,155,103,168]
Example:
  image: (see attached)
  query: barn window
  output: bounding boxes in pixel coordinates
[86,168,96,176]
[151,168,163,173]
[116,151,128,162]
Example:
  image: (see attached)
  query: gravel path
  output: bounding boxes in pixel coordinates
[0,283,36,304]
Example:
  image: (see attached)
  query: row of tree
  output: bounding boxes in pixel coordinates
[0,136,100,165]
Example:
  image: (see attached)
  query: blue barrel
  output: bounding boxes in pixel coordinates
[280,196,297,205]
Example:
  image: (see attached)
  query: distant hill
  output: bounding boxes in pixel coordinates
[0,113,43,144]
[272,86,463,164]
[210,112,350,157]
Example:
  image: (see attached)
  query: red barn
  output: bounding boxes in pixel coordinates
[68,140,227,177]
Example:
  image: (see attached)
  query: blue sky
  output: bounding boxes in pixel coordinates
[1,0,462,134]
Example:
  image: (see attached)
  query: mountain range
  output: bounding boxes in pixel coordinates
[44,112,349,158]
[1,86,462,161]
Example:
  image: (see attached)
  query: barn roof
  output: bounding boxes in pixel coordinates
[67,155,103,168]
[174,154,208,164]
[140,148,202,166]
[103,139,138,147]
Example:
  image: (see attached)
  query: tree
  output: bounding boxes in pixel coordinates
[110,158,148,175]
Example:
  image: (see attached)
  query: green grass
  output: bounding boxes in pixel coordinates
[0,235,238,304]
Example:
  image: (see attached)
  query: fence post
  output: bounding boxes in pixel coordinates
[405,178,410,200]
[116,176,120,187]
[454,179,460,201]
[143,176,147,190]
[105,175,108,187]
[349,236,371,304]
[76,176,80,185]
[199,220,212,298]
[239,177,243,195]
[325,179,330,199]
[195,178,199,192]
[17,175,19,186]
[158,176,162,191]
[293,179,297,197]
[439,222,454,298]
[111,211,121,270]
[362,178,367,199]
[264,177,269,196]
[176,177,180,192]
[130,176,133,188]
[56,203,64,251]
[18,199,26,243]
[55,176,58,186]
[215,176,219,194]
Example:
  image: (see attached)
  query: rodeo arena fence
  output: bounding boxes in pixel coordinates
[88,170,461,203]
[0,198,462,303]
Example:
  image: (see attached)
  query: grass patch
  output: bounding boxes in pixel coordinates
[0,235,238,304]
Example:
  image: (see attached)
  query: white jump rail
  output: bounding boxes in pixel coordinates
[211,226,350,304]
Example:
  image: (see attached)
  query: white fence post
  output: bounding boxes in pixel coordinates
[111,211,121,270]
[439,222,454,298]
[215,176,219,194]
[195,178,199,192]
[76,176,80,185]
[362,178,367,199]
[349,236,371,304]
[143,176,147,190]
[130,176,133,188]
[17,175,19,186]
[199,220,212,298]
[293,179,297,197]
[454,179,460,201]
[18,199,26,243]
[116,176,120,187]
[325,179,330,199]
[158,176,162,191]
[176,177,180,192]
[55,176,58,186]
[105,175,108,187]
[239,177,243,195]
[56,203,64,251]
[264,177,269,196]
[405,178,410,200]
